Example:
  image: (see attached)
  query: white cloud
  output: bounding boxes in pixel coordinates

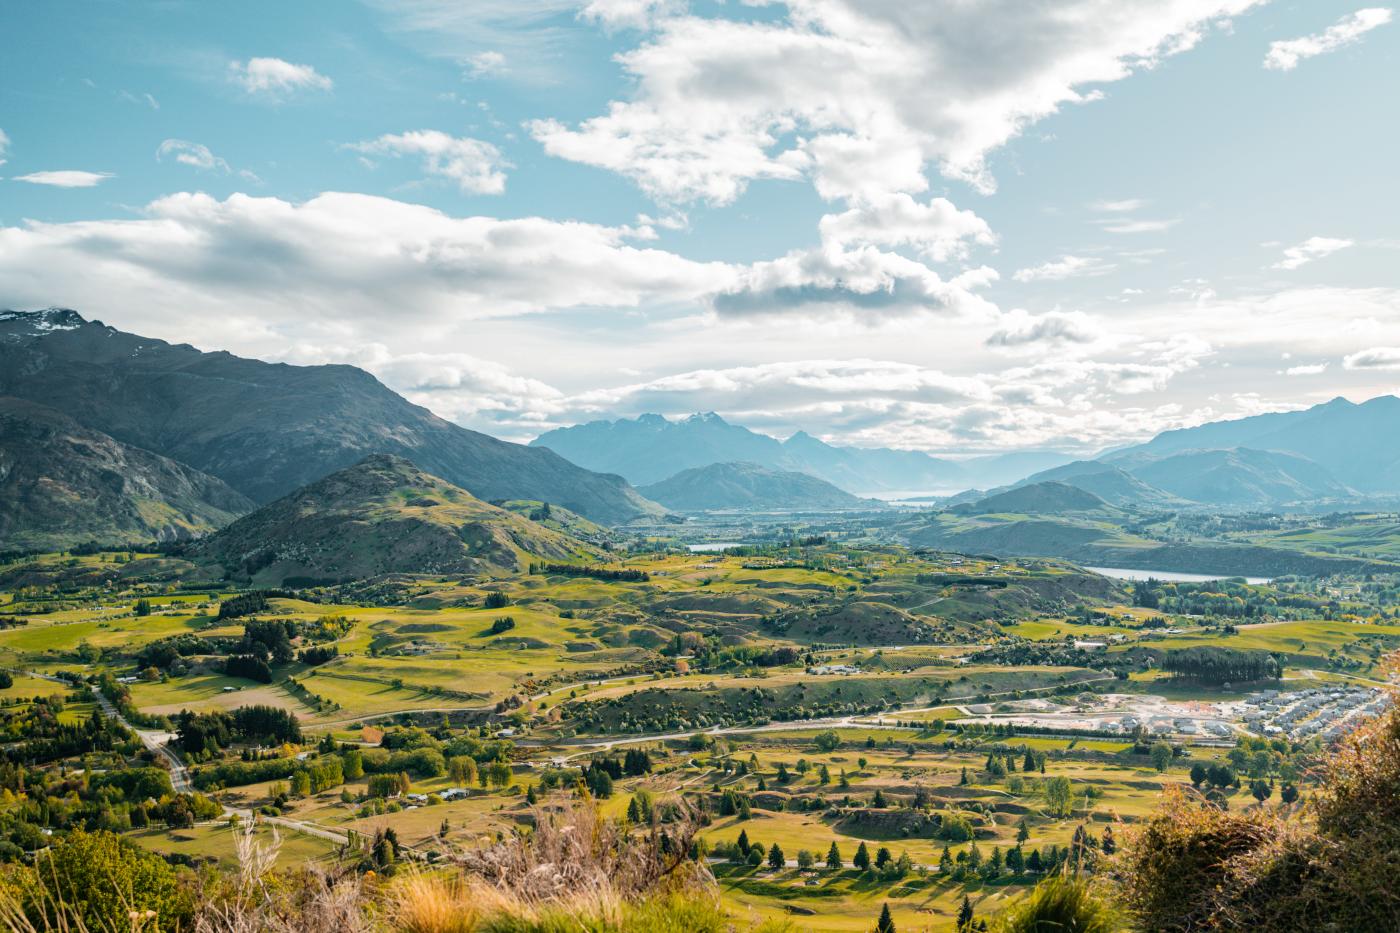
[1012,255,1114,282]
[230,57,333,97]
[0,191,733,324]
[530,1,1264,204]
[12,170,113,188]
[1265,8,1393,71]
[1283,362,1328,375]
[157,139,229,173]
[1099,218,1180,234]
[466,50,506,77]
[1090,198,1147,212]
[119,90,160,109]
[1344,347,1400,370]
[987,310,1102,347]
[713,244,998,322]
[582,0,684,29]
[817,194,996,263]
[1273,236,1353,270]
[349,130,510,194]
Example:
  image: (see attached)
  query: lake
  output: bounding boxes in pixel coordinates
[1086,566,1273,585]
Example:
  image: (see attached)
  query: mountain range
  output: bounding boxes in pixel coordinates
[531,412,1072,493]
[637,461,886,512]
[0,309,660,546]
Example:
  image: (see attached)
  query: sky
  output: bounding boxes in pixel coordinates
[1,0,1398,458]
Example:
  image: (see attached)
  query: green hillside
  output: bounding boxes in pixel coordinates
[191,454,598,585]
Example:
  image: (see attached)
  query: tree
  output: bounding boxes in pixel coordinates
[1043,776,1075,817]
[876,902,896,933]
[957,894,975,932]
[448,755,478,786]
[1189,762,1208,787]
[797,849,816,871]
[853,841,871,871]
[487,759,513,789]
[33,830,188,932]
[826,840,842,870]
[746,847,763,867]
[133,598,152,617]
[1251,779,1272,804]
[1280,782,1299,804]
[1151,741,1174,772]
[768,843,785,870]
[875,846,892,869]
[736,829,751,855]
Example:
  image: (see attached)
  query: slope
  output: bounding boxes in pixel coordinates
[0,309,660,524]
[637,461,886,511]
[189,454,598,585]
[0,397,254,550]
[1113,447,1354,505]
[1120,395,1400,492]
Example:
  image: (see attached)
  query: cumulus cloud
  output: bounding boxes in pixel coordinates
[12,170,113,187]
[817,194,996,263]
[1265,8,1393,71]
[1274,236,1353,270]
[1012,255,1114,282]
[987,310,1102,347]
[157,139,229,172]
[713,245,998,322]
[0,191,734,323]
[230,57,333,97]
[530,0,1263,204]
[1344,347,1400,370]
[349,130,510,194]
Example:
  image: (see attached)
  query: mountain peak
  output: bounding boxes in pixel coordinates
[0,307,88,341]
[684,411,726,424]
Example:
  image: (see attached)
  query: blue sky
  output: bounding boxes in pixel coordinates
[2,1,1397,455]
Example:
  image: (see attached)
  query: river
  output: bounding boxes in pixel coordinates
[1086,566,1273,585]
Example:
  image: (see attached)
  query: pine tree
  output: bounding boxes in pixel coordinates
[854,841,871,870]
[768,843,785,870]
[957,895,974,931]
[826,841,842,870]
[875,902,896,933]
[737,829,751,855]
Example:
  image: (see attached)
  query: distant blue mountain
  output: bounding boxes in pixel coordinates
[531,412,1072,492]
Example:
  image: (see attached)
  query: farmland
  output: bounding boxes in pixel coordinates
[0,538,1394,930]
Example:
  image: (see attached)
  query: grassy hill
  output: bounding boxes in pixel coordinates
[191,454,598,585]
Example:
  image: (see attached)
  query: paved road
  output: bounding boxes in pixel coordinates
[89,685,192,792]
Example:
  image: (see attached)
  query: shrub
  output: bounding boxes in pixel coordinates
[990,874,1119,933]
[14,830,190,932]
